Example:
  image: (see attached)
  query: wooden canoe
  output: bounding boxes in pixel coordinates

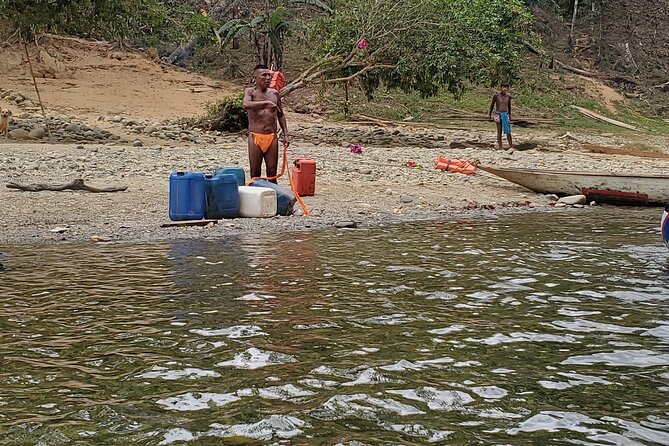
[478,164,669,206]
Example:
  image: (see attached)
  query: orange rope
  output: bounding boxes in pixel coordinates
[251,143,310,216]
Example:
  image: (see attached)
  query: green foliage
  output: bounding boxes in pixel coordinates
[218,0,332,70]
[311,0,532,98]
[0,0,216,46]
[198,94,248,132]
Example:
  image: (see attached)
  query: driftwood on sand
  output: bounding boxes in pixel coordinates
[570,106,640,131]
[6,178,128,192]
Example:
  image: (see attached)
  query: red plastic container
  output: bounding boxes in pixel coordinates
[292,157,316,197]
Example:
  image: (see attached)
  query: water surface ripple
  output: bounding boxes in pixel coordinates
[1,208,668,445]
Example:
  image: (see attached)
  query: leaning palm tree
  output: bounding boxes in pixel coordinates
[218,0,332,70]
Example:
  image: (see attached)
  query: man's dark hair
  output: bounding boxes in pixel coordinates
[501,82,510,88]
[254,64,269,72]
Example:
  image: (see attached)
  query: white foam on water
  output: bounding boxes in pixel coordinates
[643,324,669,342]
[414,291,458,301]
[257,384,316,400]
[385,265,428,273]
[28,347,60,358]
[538,372,613,390]
[382,423,452,442]
[557,307,601,317]
[159,428,196,445]
[550,319,643,334]
[476,409,523,419]
[309,365,354,378]
[342,368,403,386]
[492,368,515,374]
[470,386,508,399]
[314,393,424,419]
[387,387,474,411]
[561,350,669,367]
[293,322,341,330]
[428,325,466,335]
[417,357,456,368]
[359,313,431,326]
[466,332,581,345]
[610,290,669,303]
[217,348,297,370]
[573,290,607,298]
[156,392,240,411]
[138,366,220,380]
[601,416,669,444]
[235,293,276,301]
[298,378,340,389]
[206,415,305,441]
[454,361,482,367]
[190,325,267,338]
[507,411,603,435]
[380,359,424,372]
[367,285,413,295]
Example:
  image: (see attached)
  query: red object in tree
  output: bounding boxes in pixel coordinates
[270,71,286,91]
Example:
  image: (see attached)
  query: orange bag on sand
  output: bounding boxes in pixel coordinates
[270,71,286,91]
[435,156,476,174]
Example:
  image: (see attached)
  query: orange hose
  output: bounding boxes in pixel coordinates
[251,143,310,216]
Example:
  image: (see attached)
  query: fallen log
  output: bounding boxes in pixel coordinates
[570,106,640,131]
[582,143,669,159]
[6,178,128,192]
[523,40,596,77]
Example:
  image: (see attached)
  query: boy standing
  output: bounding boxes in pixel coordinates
[488,83,513,150]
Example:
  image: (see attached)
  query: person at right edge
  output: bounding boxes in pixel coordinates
[488,82,514,151]
[243,64,290,183]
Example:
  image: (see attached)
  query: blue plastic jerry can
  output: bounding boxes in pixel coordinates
[205,174,240,219]
[214,167,245,186]
[169,171,206,221]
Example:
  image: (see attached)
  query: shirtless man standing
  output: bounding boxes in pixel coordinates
[243,64,290,182]
[488,83,513,150]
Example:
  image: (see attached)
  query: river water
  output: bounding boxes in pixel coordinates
[1,208,668,445]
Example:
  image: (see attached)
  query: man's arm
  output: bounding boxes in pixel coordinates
[276,92,289,146]
[488,94,496,118]
[243,88,275,110]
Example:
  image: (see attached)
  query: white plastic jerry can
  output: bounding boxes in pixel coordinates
[238,186,277,218]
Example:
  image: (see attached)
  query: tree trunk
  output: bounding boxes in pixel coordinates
[569,0,579,50]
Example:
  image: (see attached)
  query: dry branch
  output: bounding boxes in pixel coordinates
[6,178,128,193]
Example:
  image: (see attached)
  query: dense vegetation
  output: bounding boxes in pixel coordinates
[1,0,532,98]
[300,0,532,98]
[0,0,213,46]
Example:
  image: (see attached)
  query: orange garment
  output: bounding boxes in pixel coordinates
[250,132,277,153]
[435,156,476,174]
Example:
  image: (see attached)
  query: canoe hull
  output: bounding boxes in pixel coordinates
[479,165,669,206]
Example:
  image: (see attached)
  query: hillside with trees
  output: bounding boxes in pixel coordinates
[1,0,668,121]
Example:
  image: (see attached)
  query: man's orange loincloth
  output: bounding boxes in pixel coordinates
[249,132,277,153]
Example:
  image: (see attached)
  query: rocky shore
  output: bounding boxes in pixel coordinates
[2,87,669,246]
